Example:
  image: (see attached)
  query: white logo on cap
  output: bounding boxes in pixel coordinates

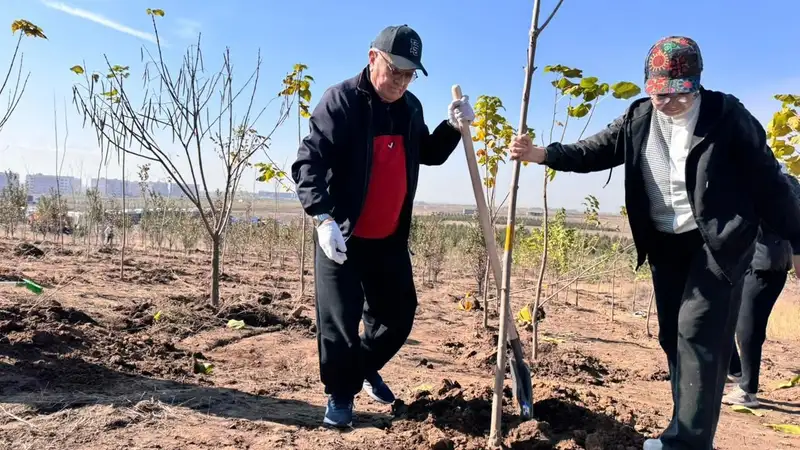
[409,38,420,57]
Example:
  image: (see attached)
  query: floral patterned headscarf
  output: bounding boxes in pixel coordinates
[644,36,703,95]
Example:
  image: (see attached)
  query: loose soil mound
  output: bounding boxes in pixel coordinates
[131,267,177,284]
[13,243,44,258]
[533,349,628,386]
[0,299,192,393]
[0,291,314,400]
[110,292,314,339]
[442,332,500,371]
[387,379,648,450]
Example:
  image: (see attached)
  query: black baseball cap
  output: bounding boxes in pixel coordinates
[370,25,427,76]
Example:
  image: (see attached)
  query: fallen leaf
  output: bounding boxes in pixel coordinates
[193,359,214,375]
[227,319,246,330]
[764,423,800,435]
[517,305,532,324]
[730,405,764,417]
[458,298,474,311]
[775,375,800,390]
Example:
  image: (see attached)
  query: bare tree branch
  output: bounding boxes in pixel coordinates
[0,36,29,134]
[535,0,565,37]
[70,13,291,306]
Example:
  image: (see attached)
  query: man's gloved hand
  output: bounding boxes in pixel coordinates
[317,219,347,265]
[448,95,475,129]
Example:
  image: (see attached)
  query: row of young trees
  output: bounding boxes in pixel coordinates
[1,11,313,306]
[3,10,798,315]
[409,201,645,304]
[66,9,316,305]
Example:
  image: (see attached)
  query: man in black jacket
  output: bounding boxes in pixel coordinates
[508,36,800,450]
[723,172,800,408]
[291,24,473,428]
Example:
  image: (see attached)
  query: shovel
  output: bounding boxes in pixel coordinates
[452,85,533,418]
[0,278,44,295]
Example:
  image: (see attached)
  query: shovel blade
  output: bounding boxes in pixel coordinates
[508,342,533,419]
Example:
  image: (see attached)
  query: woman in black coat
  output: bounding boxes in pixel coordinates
[508,36,800,450]
[723,173,800,408]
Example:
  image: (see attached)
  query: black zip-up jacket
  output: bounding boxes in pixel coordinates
[543,87,800,282]
[753,225,793,273]
[291,66,461,242]
[752,174,800,272]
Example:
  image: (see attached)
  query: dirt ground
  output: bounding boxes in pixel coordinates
[1,238,799,450]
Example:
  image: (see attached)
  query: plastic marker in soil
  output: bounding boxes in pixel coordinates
[0,278,44,294]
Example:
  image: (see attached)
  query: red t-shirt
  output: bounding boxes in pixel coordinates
[352,134,408,239]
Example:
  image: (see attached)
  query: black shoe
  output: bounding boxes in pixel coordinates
[323,394,354,428]
[363,372,395,405]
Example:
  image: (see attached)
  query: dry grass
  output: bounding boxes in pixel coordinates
[766,279,800,341]
[767,294,800,341]
[0,396,183,450]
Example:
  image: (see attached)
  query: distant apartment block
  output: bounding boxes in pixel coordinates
[25,173,82,196]
[91,178,146,198]
[169,185,188,198]
[149,181,170,197]
[0,171,20,189]
[256,190,297,201]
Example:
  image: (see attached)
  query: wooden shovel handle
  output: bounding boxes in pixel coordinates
[452,85,520,341]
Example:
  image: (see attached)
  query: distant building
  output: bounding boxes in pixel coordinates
[462,208,477,215]
[256,190,297,201]
[90,178,142,198]
[90,178,180,198]
[149,181,170,197]
[26,173,82,197]
[169,185,188,198]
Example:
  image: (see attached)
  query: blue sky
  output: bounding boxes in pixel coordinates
[1,0,798,212]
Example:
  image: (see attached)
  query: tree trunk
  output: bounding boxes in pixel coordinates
[646,287,655,337]
[211,234,221,307]
[482,259,490,327]
[121,151,127,280]
[532,175,548,361]
[297,93,307,299]
[300,215,307,297]
[610,259,616,322]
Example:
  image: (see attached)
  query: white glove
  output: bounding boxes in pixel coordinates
[317,219,347,265]
[448,95,475,129]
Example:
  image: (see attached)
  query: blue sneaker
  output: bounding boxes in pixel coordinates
[362,372,395,405]
[323,395,353,428]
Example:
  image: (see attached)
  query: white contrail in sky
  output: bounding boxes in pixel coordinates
[41,1,158,44]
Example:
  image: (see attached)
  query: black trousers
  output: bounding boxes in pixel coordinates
[649,230,743,450]
[313,234,417,398]
[728,268,787,394]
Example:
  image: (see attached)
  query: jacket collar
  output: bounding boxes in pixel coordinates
[356,65,375,96]
[692,87,725,145]
[626,87,725,157]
